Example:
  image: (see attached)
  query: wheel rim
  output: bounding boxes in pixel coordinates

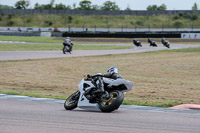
[101,92,118,107]
[65,93,78,106]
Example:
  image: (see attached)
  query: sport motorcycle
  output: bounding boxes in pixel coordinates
[64,74,134,112]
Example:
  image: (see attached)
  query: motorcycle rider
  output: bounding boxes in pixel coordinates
[161,37,166,44]
[148,38,157,47]
[87,67,123,100]
[103,67,123,80]
[133,38,142,47]
[63,37,73,54]
[148,38,152,44]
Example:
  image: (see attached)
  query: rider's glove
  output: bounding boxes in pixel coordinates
[87,74,91,78]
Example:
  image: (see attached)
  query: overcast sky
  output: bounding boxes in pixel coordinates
[0,0,199,10]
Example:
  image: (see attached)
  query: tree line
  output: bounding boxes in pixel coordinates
[0,0,199,11]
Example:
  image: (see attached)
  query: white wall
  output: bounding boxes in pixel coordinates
[181,33,200,38]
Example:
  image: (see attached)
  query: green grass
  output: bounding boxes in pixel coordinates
[148,47,200,53]
[0,45,199,107]
[1,14,200,28]
[1,36,200,45]
[0,36,132,44]
[171,47,200,52]
[123,100,183,107]
[0,36,62,43]
[0,43,132,51]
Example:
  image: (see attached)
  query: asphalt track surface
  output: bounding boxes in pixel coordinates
[0,44,200,61]
[1,44,200,133]
[0,95,200,133]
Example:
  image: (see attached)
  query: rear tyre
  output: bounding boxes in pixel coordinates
[98,90,124,112]
[64,91,80,110]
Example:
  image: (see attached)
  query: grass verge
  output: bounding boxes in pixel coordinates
[0,43,132,51]
[0,36,61,43]
[1,36,200,45]
[0,47,200,107]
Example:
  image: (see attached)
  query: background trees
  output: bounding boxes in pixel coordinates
[78,0,92,10]
[1,0,199,11]
[15,0,30,9]
[192,3,198,10]
[100,1,120,10]
[147,4,167,11]
[13,0,120,10]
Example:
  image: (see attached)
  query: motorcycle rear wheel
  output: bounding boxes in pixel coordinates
[98,90,124,112]
[64,91,80,110]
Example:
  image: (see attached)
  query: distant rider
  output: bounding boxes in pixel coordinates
[133,38,142,47]
[63,37,73,53]
[161,37,166,44]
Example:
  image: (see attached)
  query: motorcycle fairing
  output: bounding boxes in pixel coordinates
[77,79,100,110]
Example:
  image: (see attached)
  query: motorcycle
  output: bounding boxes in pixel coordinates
[133,39,142,47]
[163,40,170,48]
[63,42,73,54]
[148,38,157,47]
[64,74,134,112]
[161,38,170,48]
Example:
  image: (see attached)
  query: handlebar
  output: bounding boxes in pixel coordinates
[84,74,103,80]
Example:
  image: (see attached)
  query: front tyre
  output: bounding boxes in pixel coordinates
[63,46,66,54]
[98,90,124,112]
[64,91,80,110]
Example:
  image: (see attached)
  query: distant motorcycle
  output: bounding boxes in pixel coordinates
[64,74,134,112]
[148,38,157,47]
[161,38,170,48]
[63,46,70,54]
[133,39,142,47]
[63,39,73,54]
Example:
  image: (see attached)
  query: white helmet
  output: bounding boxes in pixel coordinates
[107,67,118,73]
[66,37,70,41]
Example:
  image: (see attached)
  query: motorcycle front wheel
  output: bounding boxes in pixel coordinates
[64,91,80,110]
[165,44,170,48]
[63,46,66,54]
[98,90,124,112]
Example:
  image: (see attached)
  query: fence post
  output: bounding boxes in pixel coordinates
[65,17,67,27]
[94,25,96,33]
[82,25,85,32]
[191,23,193,32]
[43,17,46,27]
[148,24,150,32]
[68,25,71,32]
[162,24,164,32]
[121,25,123,32]
[107,25,110,32]
[135,25,137,32]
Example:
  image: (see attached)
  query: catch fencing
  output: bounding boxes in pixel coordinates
[1,9,200,15]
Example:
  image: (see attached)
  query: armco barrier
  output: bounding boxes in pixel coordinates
[62,32,181,38]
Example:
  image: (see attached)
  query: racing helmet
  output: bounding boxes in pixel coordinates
[107,67,118,73]
[66,37,70,40]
